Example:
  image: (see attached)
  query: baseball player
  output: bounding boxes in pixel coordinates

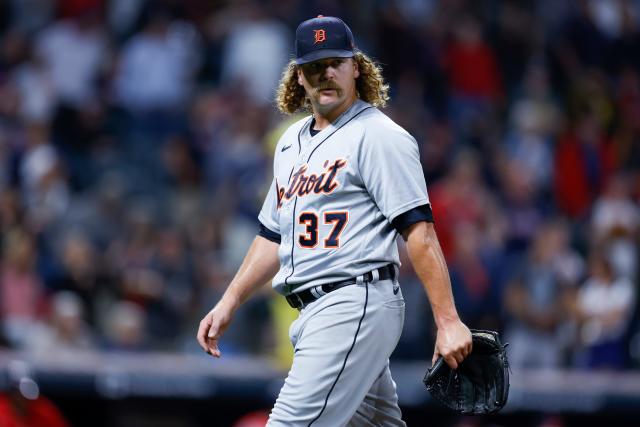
[197,16,472,426]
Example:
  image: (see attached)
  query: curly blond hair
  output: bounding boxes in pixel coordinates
[275,51,389,115]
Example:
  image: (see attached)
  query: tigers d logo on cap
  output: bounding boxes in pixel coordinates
[314,29,327,44]
[295,16,356,65]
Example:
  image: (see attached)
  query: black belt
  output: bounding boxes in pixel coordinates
[285,265,395,309]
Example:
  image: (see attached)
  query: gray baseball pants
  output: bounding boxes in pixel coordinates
[268,274,407,427]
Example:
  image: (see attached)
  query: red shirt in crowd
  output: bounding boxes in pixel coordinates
[554,132,616,218]
[444,42,502,100]
[0,394,70,427]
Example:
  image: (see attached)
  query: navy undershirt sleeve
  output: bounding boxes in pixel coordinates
[391,204,434,234]
[258,223,281,244]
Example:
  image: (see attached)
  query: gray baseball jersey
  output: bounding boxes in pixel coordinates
[258,99,430,295]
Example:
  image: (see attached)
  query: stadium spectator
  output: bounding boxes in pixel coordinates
[499,158,547,254]
[591,172,639,281]
[113,6,199,113]
[34,10,107,109]
[220,1,289,104]
[443,14,502,142]
[18,123,69,231]
[101,300,148,352]
[572,250,636,369]
[0,229,46,348]
[25,290,95,355]
[504,63,561,193]
[429,149,493,259]
[503,221,584,369]
[448,222,504,332]
[50,231,108,326]
[554,110,616,219]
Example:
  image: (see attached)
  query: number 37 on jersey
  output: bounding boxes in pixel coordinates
[276,158,350,250]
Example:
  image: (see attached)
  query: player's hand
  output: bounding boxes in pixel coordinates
[197,302,234,358]
[432,319,472,370]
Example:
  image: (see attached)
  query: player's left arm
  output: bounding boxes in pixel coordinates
[358,122,472,367]
[402,221,472,369]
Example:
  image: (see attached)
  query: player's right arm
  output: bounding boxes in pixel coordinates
[197,235,280,357]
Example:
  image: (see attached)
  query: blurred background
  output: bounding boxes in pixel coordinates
[0,0,639,426]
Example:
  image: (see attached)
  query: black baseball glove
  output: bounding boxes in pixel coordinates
[423,329,510,415]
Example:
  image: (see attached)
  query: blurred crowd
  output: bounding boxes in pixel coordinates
[0,0,638,372]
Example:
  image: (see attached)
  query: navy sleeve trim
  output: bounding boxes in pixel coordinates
[259,223,281,244]
[391,204,434,234]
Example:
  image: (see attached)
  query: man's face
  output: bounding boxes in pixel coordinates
[297,57,360,117]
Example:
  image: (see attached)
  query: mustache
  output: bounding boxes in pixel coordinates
[315,84,341,91]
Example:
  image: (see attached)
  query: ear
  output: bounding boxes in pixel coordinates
[297,68,304,86]
[353,59,360,79]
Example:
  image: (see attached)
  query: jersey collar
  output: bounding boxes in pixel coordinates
[303,99,371,144]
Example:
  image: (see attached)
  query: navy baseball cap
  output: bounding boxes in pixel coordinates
[295,16,356,65]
